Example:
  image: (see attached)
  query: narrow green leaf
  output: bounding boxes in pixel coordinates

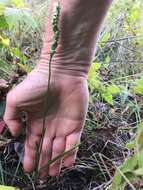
[137,149,143,168]
[137,128,143,145]
[120,155,138,173]
[134,167,143,176]
[39,143,81,173]
[110,170,123,189]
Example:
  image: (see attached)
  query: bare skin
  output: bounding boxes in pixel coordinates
[4,0,113,178]
[4,70,89,177]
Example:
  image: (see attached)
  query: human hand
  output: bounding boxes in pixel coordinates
[4,69,89,178]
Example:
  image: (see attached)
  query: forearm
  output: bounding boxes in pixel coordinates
[37,0,113,77]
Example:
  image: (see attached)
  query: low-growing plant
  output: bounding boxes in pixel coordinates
[0,0,38,77]
[109,122,143,190]
[88,61,121,105]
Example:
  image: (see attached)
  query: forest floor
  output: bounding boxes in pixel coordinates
[0,60,141,190]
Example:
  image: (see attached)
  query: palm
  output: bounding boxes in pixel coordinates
[4,70,89,178]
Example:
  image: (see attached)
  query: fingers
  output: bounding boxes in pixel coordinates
[64,132,81,167]
[4,92,22,137]
[23,117,82,178]
[48,137,65,176]
[24,119,43,172]
[39,134,79,177]
[38,137,53,178]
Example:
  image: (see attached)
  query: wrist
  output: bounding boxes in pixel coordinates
[36,0,113,78]
[37,32,97,78]
[36,60,89,79]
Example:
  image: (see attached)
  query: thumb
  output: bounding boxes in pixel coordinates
[4,91,22,137]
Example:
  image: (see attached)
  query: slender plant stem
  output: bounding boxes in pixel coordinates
[11,155,22,186]
[39,143,81,173]
[34,1,61,180]
[0,159,4,185]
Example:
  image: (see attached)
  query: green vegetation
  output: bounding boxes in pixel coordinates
[0,0,39,79]
[0,0,143,189]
